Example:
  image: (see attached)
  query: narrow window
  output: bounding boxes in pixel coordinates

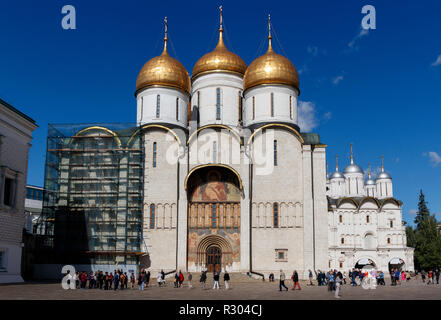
[153,142,157,168]
[339,215,343,223]
[216,88,221,120]
[197,91,200,108]
[3,178,13,206]
[390,220,393,228]
[387,237,391,244]
[274,140,278,166]
[176,97,179,121]
[270,92,274,117]
[273,202,279,228]
[213,141,217,163]
[341,237,345,244]
[150,204,155,229]
[289,96,293,120]
[339,262,343,269]
[252,96,255,120]
[212,204,217,228]
[156,95,160,118]
[238,91,242,123]
[366,215,370,223]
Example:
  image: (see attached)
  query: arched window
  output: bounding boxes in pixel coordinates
[150,204,155,229]
[273,202,279,228]
[153,142,157,168]
[212,204,217,228]
[156,95,160,118]
[270,92,274,117]
[366,215,370,223]
[387,237,391,244]
[176,97,179,121]
[213,141,217,163]
[341,237,345,244]
[390,220,394,228]
[339,215,343,223]
[252,96,255,120]
[274,140,278,166]
[238,91,242,123]
[364,233,374,249]
[289,95,293,120]
[216,88,221,120]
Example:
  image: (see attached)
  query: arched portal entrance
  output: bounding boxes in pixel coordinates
[389,258,405,272]
[206,246,222,272]
[355,258,376,270]
[186,165,241,272]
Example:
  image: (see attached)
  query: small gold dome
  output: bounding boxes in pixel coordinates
[243,36,299,92]
[192,29,247,80]
[136,39,191,95]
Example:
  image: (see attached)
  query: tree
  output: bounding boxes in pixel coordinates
[407,190,441,270]
[414,189,430,228]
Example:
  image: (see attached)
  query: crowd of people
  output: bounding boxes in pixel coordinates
[64,266,441,297]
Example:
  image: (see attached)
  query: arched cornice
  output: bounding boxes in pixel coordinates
[128,124,182,146]
[337,197,359,209]
[247,123,304,146]
[359,197,381,209]
[197,234,233,254]
[380,198,401,209]
[73,126,122,147]
[187,124,242,145]
[184,164,243,191]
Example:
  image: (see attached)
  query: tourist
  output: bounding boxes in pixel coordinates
[342,271,347,285]
[200,270,207,289]
[421,270,426,283]
[427,269,433,285]
[157,271,164,287]
[279,270,288,291]
[138,272,144,290]
[120,272,125,290]
[213,271,220,290]
[394,269,401,285]
[224,271,230,290]
[269,273,275,282]
[113,271,119,291]
[187,272,193,289]
[130,272,135,289]
[73,272,79,289]
[328,270,335,291]
[435,269,440,284]
[146,271,150,287]
[335,271,342,299]
[291,270,301,290]
[179,270,184,288]
[401,270,406,283]
[109,272,113,289]
[104,272,109,290]
[379,271,385,285]
[308,269,314,286]
[174,272,180,288]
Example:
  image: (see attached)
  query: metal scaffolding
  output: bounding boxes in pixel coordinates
[36,123,144,265]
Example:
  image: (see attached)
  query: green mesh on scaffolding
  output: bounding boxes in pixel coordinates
[36,123,144,265]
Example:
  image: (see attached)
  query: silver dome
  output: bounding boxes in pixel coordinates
[343,164,364,175]
[330,171,345,179]
[376,171,392,180]
[365,178,376,186]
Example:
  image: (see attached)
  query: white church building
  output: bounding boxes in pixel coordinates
[133,11,414,278]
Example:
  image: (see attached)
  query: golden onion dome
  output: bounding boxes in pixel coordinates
[136,33,190,95]
[243,31,299,93]
[192,28,247,80]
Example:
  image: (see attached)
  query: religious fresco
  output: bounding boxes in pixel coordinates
[188,169,241,202]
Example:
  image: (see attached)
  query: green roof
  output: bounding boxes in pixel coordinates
[301,132,321,145]
[0,97,36,124]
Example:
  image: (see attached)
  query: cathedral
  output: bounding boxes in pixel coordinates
[134,11,414,277]
[36,9,414,279]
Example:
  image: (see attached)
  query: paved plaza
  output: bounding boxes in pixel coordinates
[1,278,440,300]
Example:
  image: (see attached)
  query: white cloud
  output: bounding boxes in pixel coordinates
[332,75,344,85]
[307,46,319,57]
[425,151,441,167]
[347,28,369,51]
[409,209,418,215]
[323,112,332,121]
[431,55,441,67]
[298,101,318,132]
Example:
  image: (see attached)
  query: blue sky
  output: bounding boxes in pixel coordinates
[0,0,440,226]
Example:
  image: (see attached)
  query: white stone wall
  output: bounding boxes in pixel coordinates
[136,87,189,129]
[191,73,243,128]
[0,103,36,283]
[243,85,299,127]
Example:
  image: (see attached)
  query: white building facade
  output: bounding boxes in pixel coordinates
[327,151,414,272]
[0,98,37,283]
